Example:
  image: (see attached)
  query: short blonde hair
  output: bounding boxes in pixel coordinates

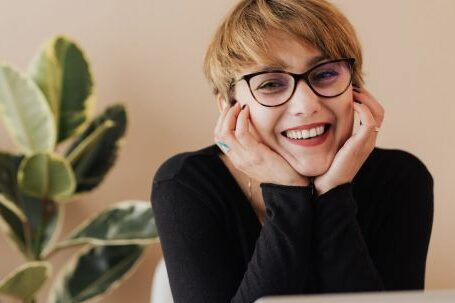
[203,0,364,105]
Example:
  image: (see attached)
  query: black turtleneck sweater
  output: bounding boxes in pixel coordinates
[151,144,433,303]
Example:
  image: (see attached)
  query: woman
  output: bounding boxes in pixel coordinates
[151,0,434,302]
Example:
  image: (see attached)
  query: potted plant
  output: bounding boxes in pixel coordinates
[0,35,158,303]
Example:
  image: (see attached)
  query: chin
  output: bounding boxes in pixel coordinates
[293,162,330,177]
[287,152,334,177]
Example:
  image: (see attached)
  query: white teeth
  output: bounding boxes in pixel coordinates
[285,125,327,139]
[287,131,295,139]
[301,130,309,138]
[309,128,317,137]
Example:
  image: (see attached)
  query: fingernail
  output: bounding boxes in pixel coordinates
[241,104,247,110]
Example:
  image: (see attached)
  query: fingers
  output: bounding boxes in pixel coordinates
[214,100,268,172]
[214,102,244,156]
[353,86,385,128]
[214,100,255,158]
[221,102,241,134]
[235,104,261,150]
[214,101,230,136]
[353,102,378,149]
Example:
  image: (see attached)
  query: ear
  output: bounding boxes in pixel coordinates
[216,94,228,113]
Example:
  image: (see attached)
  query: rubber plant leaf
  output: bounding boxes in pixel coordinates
[65,104,127,193]
[56,201,158,250]
[28,35,94,143]
[0,64,56,155]
[49,245,144,303]
[18,153,76,201]
[0,152,62,259]
[0,194,27,256]
[0,261,51,301]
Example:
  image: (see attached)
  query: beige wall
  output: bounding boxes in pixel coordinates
[0,0,454,302]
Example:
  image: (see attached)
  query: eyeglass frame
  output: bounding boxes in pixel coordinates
[232,57,356,108]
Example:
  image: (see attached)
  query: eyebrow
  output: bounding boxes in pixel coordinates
[255,54,328,73]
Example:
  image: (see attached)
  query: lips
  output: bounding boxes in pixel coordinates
[283,125,331,147]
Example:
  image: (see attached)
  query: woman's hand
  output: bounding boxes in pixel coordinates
[214,100,310,187]
[313,86,385,196]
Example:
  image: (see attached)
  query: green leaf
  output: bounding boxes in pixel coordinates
[65,104,127,193]
[0,194,26,221]
[0,152,23,203]
[57,201,158,249]
[0,261,51,301]
[0,152,62,259]
[28,35,94,143]
[0,156,26,257]
[21,194,62,259]
[66,119,115,164]
[49,245,144,303]
[18,153,76,201]
[0,194,27,256]
[0,64,56,155]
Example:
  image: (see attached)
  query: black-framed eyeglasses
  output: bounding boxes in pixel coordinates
[234,58,355,107]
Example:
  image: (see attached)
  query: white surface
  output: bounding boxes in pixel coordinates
[255,289,455,303]
[151,257,174,303]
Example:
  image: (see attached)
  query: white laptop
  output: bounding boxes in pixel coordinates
[255,289,455,303]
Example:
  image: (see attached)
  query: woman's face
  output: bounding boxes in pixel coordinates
[233,34,355,177]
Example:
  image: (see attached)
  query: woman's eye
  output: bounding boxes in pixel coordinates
[257,81,284,90]
[312,70,339,81]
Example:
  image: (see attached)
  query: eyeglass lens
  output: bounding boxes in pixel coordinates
[249,60,352,106]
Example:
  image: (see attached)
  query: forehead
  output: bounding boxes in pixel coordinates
[239,31,326,75]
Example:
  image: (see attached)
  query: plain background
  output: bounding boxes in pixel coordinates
[0,0,454,302]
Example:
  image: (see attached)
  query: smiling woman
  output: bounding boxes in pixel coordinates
[150,0,434,302]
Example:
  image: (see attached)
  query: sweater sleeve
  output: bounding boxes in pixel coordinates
[151,178,314,303]
[313,182,385,293]
[313,161,434,292]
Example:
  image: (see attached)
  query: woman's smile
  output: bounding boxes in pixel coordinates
[280,123,332,147]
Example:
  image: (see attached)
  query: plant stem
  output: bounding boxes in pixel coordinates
[43,244,65,260]
[43,241,86,260]
[23,220,34,260]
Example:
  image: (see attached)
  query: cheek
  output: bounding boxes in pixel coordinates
[234,86,278,143]
[341,102,354,129]
[249,108,281,143]
[335,100,355,147]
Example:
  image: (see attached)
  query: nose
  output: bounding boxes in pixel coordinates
[287,79,321,116]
